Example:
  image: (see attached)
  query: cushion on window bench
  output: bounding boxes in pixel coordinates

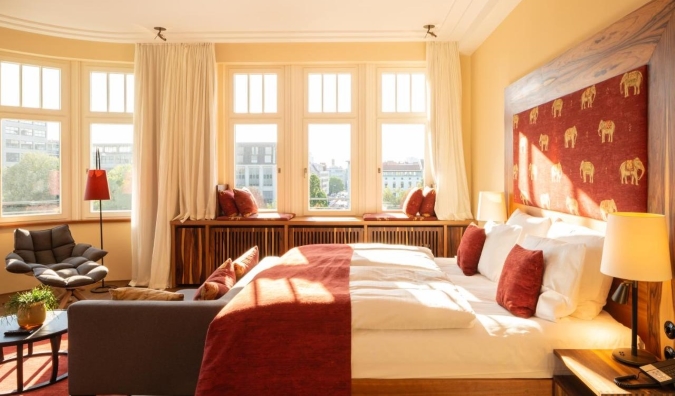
[363,213,438,221]
[216,212,295,221]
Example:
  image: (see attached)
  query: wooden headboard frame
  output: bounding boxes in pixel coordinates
[504,0,675,356]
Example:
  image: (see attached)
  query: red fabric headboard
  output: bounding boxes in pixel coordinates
[512,65,648,221]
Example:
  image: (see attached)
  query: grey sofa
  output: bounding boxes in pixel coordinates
[67,256,278,396]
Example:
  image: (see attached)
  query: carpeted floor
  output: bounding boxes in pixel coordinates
[0,335,69,395]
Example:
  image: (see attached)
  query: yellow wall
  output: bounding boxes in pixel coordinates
[469,0,651,211]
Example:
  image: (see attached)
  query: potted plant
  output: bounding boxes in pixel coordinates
[3,285,59,329]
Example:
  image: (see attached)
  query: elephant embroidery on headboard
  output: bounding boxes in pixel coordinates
[620,70,642,97]
[620,157,645,185]
[512,65,648,220]
[580,161,594,183]
[598,120,615,143]
[581,85,596,109]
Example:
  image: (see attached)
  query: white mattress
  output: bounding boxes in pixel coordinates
[351,257,632,379]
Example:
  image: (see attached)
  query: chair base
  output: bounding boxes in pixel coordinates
[57,287,87,309]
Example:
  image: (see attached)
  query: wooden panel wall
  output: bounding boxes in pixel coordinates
[504,0,675,356]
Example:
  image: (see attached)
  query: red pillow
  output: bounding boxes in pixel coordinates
[194,259,236,301]
[401,188,424,217]
[495,244,544,318]
[233,187,259,217]
[233,246,259,281]
[217,189,239,217]
[419,187,436,217]
[456,224,486,276]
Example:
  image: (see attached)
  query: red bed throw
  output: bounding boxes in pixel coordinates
[196,244,353,396]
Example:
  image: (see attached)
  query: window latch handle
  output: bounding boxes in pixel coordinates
[378,167,381,174]
[304,167,307,178]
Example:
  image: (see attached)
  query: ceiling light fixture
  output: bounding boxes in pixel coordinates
[154,27,167,41]
[424,24,437,38]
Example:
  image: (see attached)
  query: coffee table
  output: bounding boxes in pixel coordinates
[0,309,68,395]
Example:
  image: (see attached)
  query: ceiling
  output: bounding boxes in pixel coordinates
[0,0,520,54]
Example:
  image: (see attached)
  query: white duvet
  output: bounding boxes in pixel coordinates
[348,244,476,330]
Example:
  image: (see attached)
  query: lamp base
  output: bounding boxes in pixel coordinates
[611,348,658,366]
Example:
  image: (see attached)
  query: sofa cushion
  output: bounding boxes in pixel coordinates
[110,287,185,301]
[233,246,260,281]
[194,259,237,301]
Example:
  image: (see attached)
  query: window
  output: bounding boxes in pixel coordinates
[90,71,134,113]
[307,124,351,211]
[381,72,426,113]
[308,73,351,113]
[1,61,61,110]
[234,124,277,210]
[230,69,281,210]
[224,65,426,216]
[378,69,427,210]
[90,124,133,212]
[1,118,61,216]
[84,65,134,216]
[233,73,277,114]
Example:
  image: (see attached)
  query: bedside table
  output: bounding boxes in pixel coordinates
[554,349,675,395]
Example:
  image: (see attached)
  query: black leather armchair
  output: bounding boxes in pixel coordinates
[5,224,108,307]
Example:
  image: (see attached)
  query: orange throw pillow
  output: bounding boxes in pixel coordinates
[233,246,260,281]
[218,189,239,217]
[419,187,436,217]
[496,245,544,318]
[233,187,259,217]
[401,188,424,217]
[194,259,237,301]
[456,224,486,276]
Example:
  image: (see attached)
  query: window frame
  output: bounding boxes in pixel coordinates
[80,63,134,219]
[0,52,71,224]
[228,119,284,212]
[302,118,358,216]
[376,67,427,119]
[303,67,358,119]
[376,66,428,212]
[376,119,427,212]
[226,67,285,212]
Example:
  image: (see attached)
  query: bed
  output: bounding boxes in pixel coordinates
[195,211,632,396]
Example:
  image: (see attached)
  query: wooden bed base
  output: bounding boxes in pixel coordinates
[352,378,552,396]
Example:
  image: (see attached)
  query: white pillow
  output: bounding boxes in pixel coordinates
[476,224,522,282]
[546,220,603,238]
[551,234,611,320]
[521,235,586,322]
[506,208,552,244]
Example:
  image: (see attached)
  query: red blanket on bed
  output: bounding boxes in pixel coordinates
[196,244,353,396]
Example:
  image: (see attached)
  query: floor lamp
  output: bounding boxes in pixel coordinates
[600,212,672,366]
[84,148,115,293]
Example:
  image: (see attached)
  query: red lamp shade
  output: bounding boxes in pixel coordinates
[84,169,111,201]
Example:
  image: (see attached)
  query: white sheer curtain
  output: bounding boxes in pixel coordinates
[425,42,472,220]
[130,43,218,289]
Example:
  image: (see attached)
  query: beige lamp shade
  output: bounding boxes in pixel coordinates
[600,212,672,282]
[476,191,507,222]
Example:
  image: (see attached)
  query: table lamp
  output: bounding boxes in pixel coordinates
[476,191,507,223]
[600,212,672,366]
